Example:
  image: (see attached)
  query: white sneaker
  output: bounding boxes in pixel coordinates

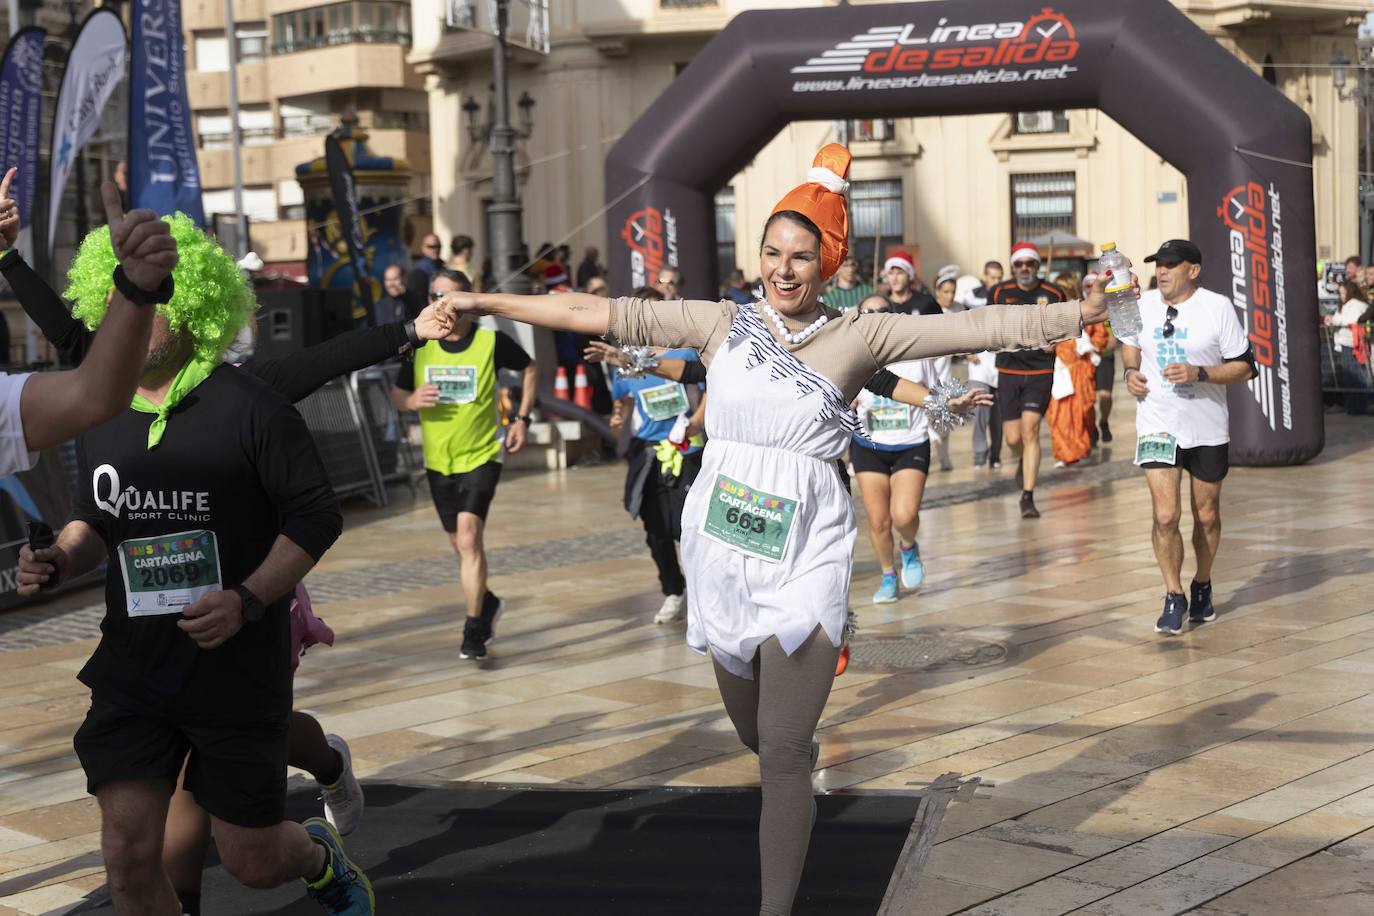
[321,734,364,836]
[654,593,686,624]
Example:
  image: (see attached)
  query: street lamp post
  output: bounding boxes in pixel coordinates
[487,0,530,294]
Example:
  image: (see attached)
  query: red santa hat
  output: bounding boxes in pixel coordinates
[883,251,916,278]
[545,263,570,287]
[1010,241,1042,264]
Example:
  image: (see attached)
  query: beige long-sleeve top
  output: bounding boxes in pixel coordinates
[607,297,1084,402]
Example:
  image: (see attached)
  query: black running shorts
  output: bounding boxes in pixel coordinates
[998,371,1054,416]
[74,698,289,828]
[1095,354,1116,393]
[1140,443,1229,483]
[850,440,931,476]
[427,461,503,530]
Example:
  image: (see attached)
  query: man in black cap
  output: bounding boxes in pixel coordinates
[1116,239,1257,637]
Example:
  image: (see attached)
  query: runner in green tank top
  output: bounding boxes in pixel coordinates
[391,270,538,660]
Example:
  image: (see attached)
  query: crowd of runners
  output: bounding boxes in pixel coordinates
[0,140,1257,916]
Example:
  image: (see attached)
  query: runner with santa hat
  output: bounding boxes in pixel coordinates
[989,242,1068,519]
[881,251,938,315]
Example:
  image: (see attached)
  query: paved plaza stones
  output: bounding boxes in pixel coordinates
[1,408,1372,914]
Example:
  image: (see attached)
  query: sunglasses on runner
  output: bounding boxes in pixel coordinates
[1012,260,1038,269]
[1162,305,1178,338]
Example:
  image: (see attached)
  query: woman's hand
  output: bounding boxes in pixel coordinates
[584,339,627,368]
[948,387,994,415]
[439,291,491,318]
[413,301,454,341]
[1080,263,1140,326]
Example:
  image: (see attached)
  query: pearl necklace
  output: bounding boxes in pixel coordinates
[761,301,828,345]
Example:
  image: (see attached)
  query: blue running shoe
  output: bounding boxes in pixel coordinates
[1189,580,1215,624]
[303,817,374,915]
[872,573,898,604]
[1154,593,1187,636]
[898,542,925,590]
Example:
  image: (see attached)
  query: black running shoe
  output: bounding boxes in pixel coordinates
[1189,580,1215,623]
[1020,492,1040,519]
[1100,422,1113,443]
[1155,593,1187,636]
[460,617,488,660]
[479,591,505,643]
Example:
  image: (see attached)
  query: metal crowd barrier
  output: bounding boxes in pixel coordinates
[295,376,390,507]
[1319,324,1373,394]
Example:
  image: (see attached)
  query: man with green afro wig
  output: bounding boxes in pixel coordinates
[16,198,375,913]
[66,210,256,405]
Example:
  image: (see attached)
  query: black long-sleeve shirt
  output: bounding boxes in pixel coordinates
[0,249,412,402]
[72,366,342,723]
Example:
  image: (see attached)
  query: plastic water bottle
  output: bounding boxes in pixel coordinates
[1098,243,1142,338]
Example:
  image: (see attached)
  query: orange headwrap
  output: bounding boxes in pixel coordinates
[769,144,852,281]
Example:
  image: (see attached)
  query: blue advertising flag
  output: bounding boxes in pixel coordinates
[129,0,205,225]
[0,28,45,235]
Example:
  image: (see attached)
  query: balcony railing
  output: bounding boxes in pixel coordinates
[279,112,428,139]
[271,29,410,55]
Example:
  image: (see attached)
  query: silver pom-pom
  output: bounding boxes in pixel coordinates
[925,378,971,437]
[619,346,661,378]
[844,607,858,641]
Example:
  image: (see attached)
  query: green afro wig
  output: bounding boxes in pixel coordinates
[65,212,255,365]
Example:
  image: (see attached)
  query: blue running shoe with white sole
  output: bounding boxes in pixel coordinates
[1155,593,1187,636]
[1189,580,1215,624]
[303,817,374,915]
[898,542,924,590]
[872,573,898,604]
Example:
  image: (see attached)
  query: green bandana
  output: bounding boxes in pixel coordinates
[129,355,219,449]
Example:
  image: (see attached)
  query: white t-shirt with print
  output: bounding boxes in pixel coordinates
[855,359,936,448]
[0,373,35,476]
[1118,287,1249,449]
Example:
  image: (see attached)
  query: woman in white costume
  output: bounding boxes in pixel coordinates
[441,145,1108,915]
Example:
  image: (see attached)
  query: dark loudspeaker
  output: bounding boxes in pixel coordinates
[253,289,354,359]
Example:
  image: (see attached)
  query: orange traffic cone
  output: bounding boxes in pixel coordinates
[554,366,570,401]
[573,363,594,410]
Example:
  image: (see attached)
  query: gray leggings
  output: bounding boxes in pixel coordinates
[712,626,840,916]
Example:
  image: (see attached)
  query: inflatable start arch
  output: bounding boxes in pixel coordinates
[605,0,1321,466]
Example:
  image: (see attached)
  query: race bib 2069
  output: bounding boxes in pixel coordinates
[118,529,223,617]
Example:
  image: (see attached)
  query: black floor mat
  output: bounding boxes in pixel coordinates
[75,781,921,915]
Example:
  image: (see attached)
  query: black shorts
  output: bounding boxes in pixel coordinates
[428,461,503,530]
[1095,354,1116,393]
[998,372,1054,416]
[74,698,289,828]
[850,440,931,476]
[1141,443,1230,483]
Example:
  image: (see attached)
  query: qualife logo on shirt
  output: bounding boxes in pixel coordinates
[93,464,212,523]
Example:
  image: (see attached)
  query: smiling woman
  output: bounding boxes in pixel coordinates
[434,144,1105,915]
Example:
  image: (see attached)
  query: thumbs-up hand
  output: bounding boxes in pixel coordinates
[103,181,178,292]
[0,168,19,249]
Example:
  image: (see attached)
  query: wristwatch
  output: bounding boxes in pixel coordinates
[402,320,422,351]
[1196,366,1209,383]
[235,585,266,623]
[112,265,175,306]
[514,414,533,425]
[1123,365,1141,382]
